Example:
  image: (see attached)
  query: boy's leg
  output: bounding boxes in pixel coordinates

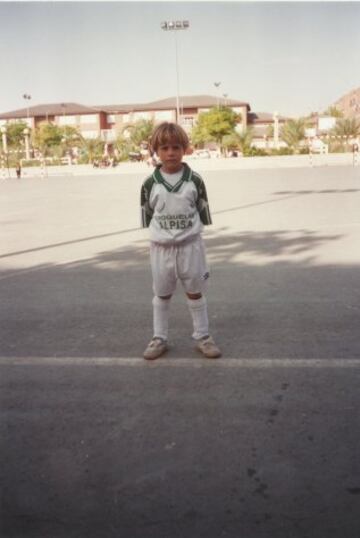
[179,238,221,358]
[178,238,210,339]
[186,293,209,340]
[150,243,177,340]
[186,293,221,358]
[143,294,171,360]
[153,295,171,341]
[144,244,176,360]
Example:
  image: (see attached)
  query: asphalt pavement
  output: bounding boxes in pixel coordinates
[1,163,360,537]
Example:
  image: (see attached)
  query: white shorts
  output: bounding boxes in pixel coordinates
[150,235,209,297]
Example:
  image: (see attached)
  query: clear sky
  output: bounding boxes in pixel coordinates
[0,1,359,117]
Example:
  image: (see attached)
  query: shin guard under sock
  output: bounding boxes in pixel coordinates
[152,296,171,341]
[187,296,209,340]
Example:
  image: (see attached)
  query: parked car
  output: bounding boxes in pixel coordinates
[193,149,211,159]
[128,151,142,162]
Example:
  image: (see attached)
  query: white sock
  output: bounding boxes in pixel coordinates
[152,296,171,341]
[187,296,209,340]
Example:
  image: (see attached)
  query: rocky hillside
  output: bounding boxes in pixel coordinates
[333,87,360,118]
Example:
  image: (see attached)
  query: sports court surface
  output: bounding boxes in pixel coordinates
[1,163,360,537]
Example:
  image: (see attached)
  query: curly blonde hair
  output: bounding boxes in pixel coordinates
[150,122,189,153]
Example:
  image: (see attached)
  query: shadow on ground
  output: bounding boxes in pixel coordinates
[1,227,359,359]
[2,168,360,538]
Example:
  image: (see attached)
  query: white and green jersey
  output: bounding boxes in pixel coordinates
[140,163,212,244]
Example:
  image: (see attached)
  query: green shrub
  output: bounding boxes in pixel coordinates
[328,143,346,153]
[19,158,65,167]
[270,147,294,156]
[20,160,42,167]
[77,154,90,165]
[244,147,268,157]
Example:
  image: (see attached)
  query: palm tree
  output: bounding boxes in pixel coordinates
[59,126,82,161]
[332,118,360,151]
[281,119,306,153]
[114,132,135,161]
[333,118,360,138]
[323,106,344,118]
[129,119,154,147]
[236,127,254,154]
[79,137,104,163]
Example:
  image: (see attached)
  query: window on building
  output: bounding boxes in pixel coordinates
[80,114,98,124]
[182,117,194,127]
[58,115,77,126]
[101,129,116,142]
[154,110,173,121]
[133,111,151,121]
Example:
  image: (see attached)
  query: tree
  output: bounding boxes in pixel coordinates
[61,125,82,142]
[60,126,82,156]
[33,123,63,156]
[324,106,344,118]
[236,128,254,154]
[280,119,306,152]
[332,118,360,138]
[222,133,242,152]
[1,121,29,151]
[124,119,154,147]
[331,118,360,151]
[191,106,241,149]
[222,128,254,154]
[190,120,215,147]
[79,137,104,163]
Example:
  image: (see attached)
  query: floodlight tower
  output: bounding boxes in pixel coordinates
[214,81,221,108]
[161,20,190,124]
[22,93,32,123]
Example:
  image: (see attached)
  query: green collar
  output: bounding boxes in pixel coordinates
[153,163,192,193]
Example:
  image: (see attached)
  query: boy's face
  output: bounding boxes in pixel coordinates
[156,139,185,173]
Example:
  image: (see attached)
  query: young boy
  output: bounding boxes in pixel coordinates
[140,122,221,360]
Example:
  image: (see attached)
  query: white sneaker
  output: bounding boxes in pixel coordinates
[196,336,222,359]
[143,338,168,360]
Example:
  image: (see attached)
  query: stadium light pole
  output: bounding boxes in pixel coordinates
[22,93,31,124]
[214,81,221,108]
[161,20,190,124]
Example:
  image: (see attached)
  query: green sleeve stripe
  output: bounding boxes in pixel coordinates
[190,172,212,225]
[140,176,155,227]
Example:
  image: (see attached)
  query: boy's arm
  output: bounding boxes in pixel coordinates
[140,177,154,227]
[194,176,213,225]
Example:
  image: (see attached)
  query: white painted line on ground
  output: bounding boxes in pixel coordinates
[1,357,360,368]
